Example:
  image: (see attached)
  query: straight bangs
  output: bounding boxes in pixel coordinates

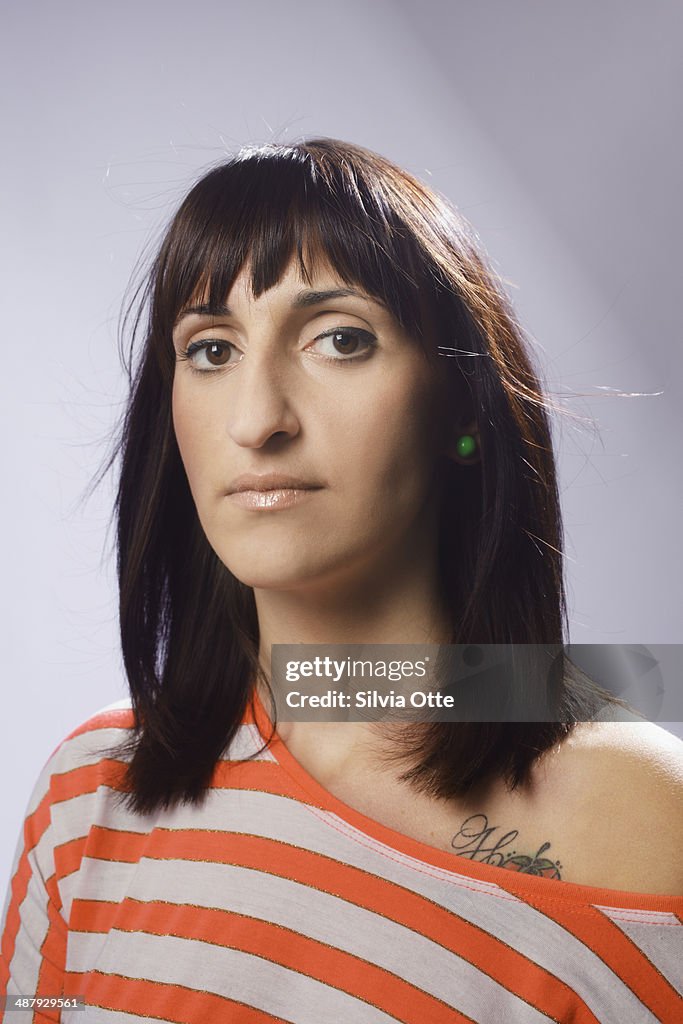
[149,142,445,377]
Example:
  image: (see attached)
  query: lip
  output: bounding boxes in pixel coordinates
[227,487,320,510]
[226,473,322,494]
[225,473,323,512]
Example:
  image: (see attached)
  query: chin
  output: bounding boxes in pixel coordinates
[216,546,336,592]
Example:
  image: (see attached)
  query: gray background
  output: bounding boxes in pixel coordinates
[2,0,681,886]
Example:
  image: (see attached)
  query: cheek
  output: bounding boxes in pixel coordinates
[337,375,441,499]
[171,383,214,497]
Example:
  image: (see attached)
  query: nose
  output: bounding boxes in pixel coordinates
[225,348,301,449]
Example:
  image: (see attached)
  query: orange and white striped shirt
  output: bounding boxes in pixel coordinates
[1,694,682,1023]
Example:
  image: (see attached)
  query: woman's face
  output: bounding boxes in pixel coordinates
[171,252,452,592]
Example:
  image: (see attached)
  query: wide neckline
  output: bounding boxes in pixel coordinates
[248,688,683,912]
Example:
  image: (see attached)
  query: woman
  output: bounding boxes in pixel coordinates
[1,137,681,1023]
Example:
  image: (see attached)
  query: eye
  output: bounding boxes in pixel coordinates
[181,339,239,371]
[308,327,376,362]
[177,326,376,373]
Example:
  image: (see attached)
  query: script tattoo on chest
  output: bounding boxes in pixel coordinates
[450,813,563,879]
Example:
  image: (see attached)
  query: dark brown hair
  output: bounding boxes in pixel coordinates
[100,136,611,814]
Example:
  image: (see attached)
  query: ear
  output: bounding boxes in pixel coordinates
[445,418,481,465]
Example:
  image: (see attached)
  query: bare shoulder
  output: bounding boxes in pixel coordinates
[530,721,683,894]
[562,719,683,787]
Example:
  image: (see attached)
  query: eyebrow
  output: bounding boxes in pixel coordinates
[173,288,387,327]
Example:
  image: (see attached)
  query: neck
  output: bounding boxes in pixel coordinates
[254,526,451,677]
[252,522,451,779]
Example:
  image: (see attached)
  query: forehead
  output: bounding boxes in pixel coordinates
[183,250,391,319]
[229,252,347,299]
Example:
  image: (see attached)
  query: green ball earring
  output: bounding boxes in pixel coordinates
[456,434,477,459]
